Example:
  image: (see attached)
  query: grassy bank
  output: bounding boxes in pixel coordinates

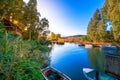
[0,30,51,80]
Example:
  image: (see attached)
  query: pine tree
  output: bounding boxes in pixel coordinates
[97,20,106,42]
[111,3,120,41]
[87,9,101,41]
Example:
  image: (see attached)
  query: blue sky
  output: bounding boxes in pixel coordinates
[24,0,105,36]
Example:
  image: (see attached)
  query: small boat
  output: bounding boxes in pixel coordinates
[85,44,93,48]
[83,68,96,80]
[101,45,118,50]
[83,68,117,80]
[41,66,71,80]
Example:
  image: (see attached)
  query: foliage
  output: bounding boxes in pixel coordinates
[87,0,120,42]
[80,35,89,41]
[0,0,51,80]
[55,34,61,40]
[49,32,56,41]
[0,53,43,80]
[0,30,51,80]
[49,32,61,41]
[0,0,50,40]
[87,9,102,42]
[38,37,51,46]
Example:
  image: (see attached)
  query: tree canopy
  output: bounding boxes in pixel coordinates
[0,0,50,40]
[87,0,120,42]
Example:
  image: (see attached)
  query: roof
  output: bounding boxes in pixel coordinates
[1,18,22,33]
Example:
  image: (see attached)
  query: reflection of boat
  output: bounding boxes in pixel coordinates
[42,66,71,80]
[78,43,84,46]
[83,68,117,80]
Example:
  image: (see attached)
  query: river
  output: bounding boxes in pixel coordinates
[49,43,118,80]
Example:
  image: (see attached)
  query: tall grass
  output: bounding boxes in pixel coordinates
[0,30,51,80]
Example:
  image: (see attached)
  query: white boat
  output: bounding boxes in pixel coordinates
[85,44,93,48]
[41,66,71,80]
[83,68,117,80]
[83,68,96,80]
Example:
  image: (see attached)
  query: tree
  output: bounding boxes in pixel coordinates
[97,20,106,42]
[55,34,61,40]
[110,3,120,41]
[87,0,120,42]
[49,32,56,41]
[36,18,50,38]
[25,0,40,40]
[101,0,120,41]
[87,9,101,42]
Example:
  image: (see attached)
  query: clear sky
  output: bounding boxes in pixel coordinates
[24,0,105,36]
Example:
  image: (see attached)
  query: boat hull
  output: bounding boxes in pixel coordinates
[41,67,71,80]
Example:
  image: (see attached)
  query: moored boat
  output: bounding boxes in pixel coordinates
[41,66,71,80]
[101,45,118,50]
[85,44,93,48]
[83,68,117,80]
[83,68,95,80]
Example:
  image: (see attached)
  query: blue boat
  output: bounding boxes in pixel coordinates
[101,45,118,50]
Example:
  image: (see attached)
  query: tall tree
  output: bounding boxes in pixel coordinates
[55,34,61,40]
[87,9,101,41]
[36,18,50,39]
[49,32,56,41]
[111,3,120,41]
[25,0,40,39]
[87,0,120,42]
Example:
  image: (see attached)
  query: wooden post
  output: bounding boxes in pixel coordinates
[95,71,100,80]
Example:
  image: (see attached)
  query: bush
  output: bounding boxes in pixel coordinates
[0,30,51,80]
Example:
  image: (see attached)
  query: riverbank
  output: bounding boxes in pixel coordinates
[54,39,120,48]
[52,36,120,47]
[79,41,120,47]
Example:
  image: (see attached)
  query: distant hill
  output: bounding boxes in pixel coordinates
[61,35,86,38]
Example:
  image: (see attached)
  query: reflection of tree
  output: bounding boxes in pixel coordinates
[87,48,104,72]
[40,52,51,68]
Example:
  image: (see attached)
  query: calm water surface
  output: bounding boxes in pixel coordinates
[49,43,118,80]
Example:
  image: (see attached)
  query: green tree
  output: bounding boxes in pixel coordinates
[55,34,61,40]
[111,3,120,41]
[97,20,106,42]
[87,9,101,42]
[49,32,56,41]
[36,18,50,38]
[101,0,120,41]
[25,0,40,40]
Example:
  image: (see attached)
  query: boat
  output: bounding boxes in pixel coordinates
[83,68,96,80]
[101,45,118,50]
[41,66,71,80]
[83,68,117,80]
[85,44,93,48]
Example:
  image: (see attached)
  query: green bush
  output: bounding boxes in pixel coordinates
[0,30,51,80]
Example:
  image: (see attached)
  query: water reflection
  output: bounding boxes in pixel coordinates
[50,43,91,80]
[49,43,119,80]
[87,48,104,72]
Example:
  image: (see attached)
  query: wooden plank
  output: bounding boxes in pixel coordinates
[105,53,120,79]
